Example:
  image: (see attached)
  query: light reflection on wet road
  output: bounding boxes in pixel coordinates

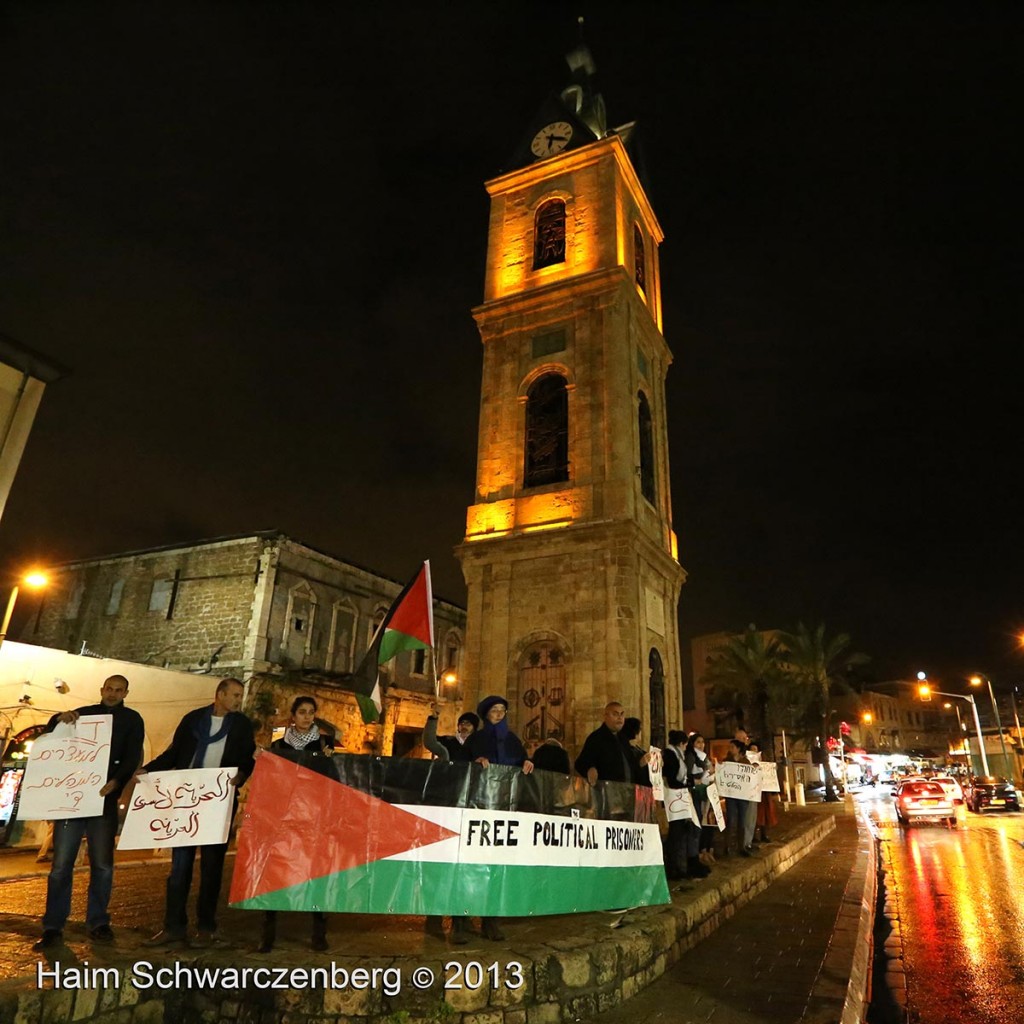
[861,786,1024,1024]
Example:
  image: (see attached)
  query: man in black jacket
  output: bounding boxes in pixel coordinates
[574,701,632,784]
[142,678,255,947]
[34,674,145,949]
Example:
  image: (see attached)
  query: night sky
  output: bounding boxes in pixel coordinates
[1,3,1021,693]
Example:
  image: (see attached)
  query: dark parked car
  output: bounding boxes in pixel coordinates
[962,775,1020,814]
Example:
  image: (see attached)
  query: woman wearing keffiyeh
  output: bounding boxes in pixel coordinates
[258,695,335,953]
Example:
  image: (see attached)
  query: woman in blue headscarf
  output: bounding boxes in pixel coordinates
[465,695,534,773]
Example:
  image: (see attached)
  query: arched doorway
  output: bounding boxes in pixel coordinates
[518,642,566,745]
[649,648,666,747]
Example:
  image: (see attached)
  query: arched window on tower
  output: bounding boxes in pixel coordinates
[634,224,646,293]
[638,390,656,504]
[524,373,569,488]
[534,199,566,269]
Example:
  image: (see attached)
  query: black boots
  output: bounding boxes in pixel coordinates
[311,913,328,952]
[688,855,711,878]
[258,912,276,953]
[481,917,505,941]
[258,911,328,952]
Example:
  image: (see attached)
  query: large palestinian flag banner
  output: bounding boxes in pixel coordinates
[230,751,669,916]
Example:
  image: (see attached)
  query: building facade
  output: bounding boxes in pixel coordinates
[456,47,685,753]
[27,533,467,754]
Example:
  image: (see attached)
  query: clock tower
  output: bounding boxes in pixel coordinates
[456,45,685,754]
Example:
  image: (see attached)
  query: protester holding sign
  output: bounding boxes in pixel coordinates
[662,730,708,879]
[684,732,716,869]
[34,674,144,950]
[722,738,758,857]
[142,677,255,949]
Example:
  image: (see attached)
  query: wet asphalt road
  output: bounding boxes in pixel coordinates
[863,785,1024,1024]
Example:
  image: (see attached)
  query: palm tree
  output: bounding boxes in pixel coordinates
[700,625,786,743]
[777,623,869,801]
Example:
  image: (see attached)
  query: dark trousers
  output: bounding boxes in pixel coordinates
[43,813,117,932]
[165,842,228,934]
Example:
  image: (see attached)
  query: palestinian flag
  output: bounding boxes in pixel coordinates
[229,753,670,916]
[350,560,434,723]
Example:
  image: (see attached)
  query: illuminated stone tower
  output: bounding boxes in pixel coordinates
[456,45,685,753]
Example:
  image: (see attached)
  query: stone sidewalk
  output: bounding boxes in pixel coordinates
[578,803,875,1024]
[0,803,869,1024]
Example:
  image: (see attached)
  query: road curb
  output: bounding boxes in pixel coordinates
[804,803,877,1024]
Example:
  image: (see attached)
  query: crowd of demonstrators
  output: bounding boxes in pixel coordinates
[142,677,256,949]
[29,679,679,951]
[34,675,145,950]
[257,696,335,953]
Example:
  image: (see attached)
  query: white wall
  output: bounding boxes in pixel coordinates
[0,641,223,762]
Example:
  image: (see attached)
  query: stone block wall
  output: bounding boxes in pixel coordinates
[30,537,264,673]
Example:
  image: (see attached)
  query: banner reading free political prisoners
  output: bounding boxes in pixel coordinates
[230,751,669,917]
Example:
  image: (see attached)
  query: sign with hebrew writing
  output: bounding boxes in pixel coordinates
[714,761,762,801]
[17,717,111,820]
[757,760,781,793]
[119,768,235,849]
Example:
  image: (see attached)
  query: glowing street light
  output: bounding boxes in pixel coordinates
[917,674,989,775]
[0,571,48,650]
[970,674,1010,779]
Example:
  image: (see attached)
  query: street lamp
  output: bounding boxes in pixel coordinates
[0,571,48,650]
[916,676,989,775]
[943,701,972,772]
[970,674,1010,778]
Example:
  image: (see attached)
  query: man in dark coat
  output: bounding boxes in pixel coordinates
[34,674,145,949]
[142,677,255,947]
[574,701,632,784]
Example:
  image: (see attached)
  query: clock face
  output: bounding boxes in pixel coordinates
[531,121,574,159]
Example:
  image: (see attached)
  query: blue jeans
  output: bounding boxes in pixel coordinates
[43,814,116,932]
[165,842,229,934]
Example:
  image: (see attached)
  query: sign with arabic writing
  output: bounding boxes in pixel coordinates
[119,768,235,848]
[714,761,762,802]
[17,717,111,820]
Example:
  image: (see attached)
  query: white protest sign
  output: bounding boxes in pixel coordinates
[704,781,726,831]
[17,717,111,820]
[663,787,696,822]
[648,746,664,802]
[119,768,235,849]
[715,761,762,802]
[757,761,781,794]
